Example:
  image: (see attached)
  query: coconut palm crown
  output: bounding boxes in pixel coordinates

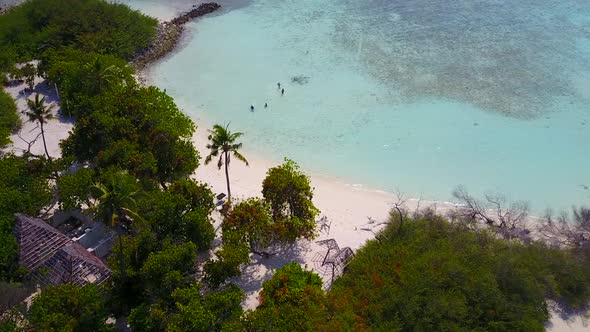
[90,171,142,279]
[205,123,249,200]
[24,93,54,159]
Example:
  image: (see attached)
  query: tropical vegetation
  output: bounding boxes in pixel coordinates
[1,0,589,331]
[322,212,590,331]
[0,90,19,148]
[205,123,249,200]
[23,93,54,159]
[0,0,157,61]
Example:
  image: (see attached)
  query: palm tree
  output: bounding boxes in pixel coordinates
[24,93,54,159]
[205,123,249,200]
[90,171,142,279]
[84,57,118,94]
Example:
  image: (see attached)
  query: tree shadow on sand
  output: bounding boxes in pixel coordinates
[231,241,311,295]
[32,81,75,125]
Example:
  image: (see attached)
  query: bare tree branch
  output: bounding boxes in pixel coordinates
[452,186,530,242]
[392,190,408,230]
[15,131,43,156]
[538,207,590,255]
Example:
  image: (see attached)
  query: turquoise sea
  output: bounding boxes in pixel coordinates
[123,0,590,212]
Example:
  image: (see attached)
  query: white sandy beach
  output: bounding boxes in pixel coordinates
[1,6,587,329]
[190,118,431,305]
[4,73,587,330]
[190,111,587,331]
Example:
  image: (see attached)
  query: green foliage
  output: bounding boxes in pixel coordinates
[56,167,94,210]
[61,85,199,185]
[16,63,36,90]
[128,304,168,332]
[223,198,275,252]
[107,231,159,311]
[105,180,215,310]
[140,179,215,250]
[0,155,52,281]
[129,283,244,332]
[0,0,157,61]
[0,49,17,76]
[0,307,28,332]
[323,215,590,331]
[222,196,319,255]
[169,179,216,216]
[205,193,319,288]
[140,241,197,302]
[168,283,244,332]
[262,158,319,241]
[260,262,323,307]
[0,91,20,148]
[0,231,20,283]
[201,284,245,331]
[44,50,135,117]
[205,123,248,199]
[28,284,112,332]
[244,262,327,332]
[203,234,250,289]
[90,169,141,228]
[24,93,55,158]
[0,156,54,212]
[180,210,215,250]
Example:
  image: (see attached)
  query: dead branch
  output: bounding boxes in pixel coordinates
[412,193,423,219]
[452,186,530,241]
[538,207,590,254]
[392,190,408,230]
[15,131,43,156]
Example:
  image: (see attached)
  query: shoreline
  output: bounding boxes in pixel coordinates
[186,105,459,309]
[131,2,221,71]
[135,6,589,329]
[2,1,585,329]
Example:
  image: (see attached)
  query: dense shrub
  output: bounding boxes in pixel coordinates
[0,91,20,147]
[0,155,52,281]
[28,284,111,332]
[324,215,590,331]
[244,262,327,332]
[60,84,199,185]
[0,0,157,62]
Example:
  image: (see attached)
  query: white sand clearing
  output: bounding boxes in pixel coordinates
[3,74,73,159]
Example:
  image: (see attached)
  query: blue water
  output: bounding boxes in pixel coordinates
[124,0,590,212]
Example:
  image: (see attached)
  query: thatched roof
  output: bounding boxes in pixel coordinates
[13,214,111,287]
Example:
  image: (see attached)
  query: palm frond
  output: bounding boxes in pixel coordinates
[233,150,249,166]
[122,207,143,223]
[90,183,108,199]
[217,154,224,169]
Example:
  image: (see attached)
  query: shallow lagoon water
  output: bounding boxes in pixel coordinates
[125,0,590,212]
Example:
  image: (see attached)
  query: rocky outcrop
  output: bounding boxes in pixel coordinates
[170,2,221,25]
[132,2,221,70]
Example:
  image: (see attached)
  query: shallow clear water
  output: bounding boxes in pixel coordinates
[126,0,590,212]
